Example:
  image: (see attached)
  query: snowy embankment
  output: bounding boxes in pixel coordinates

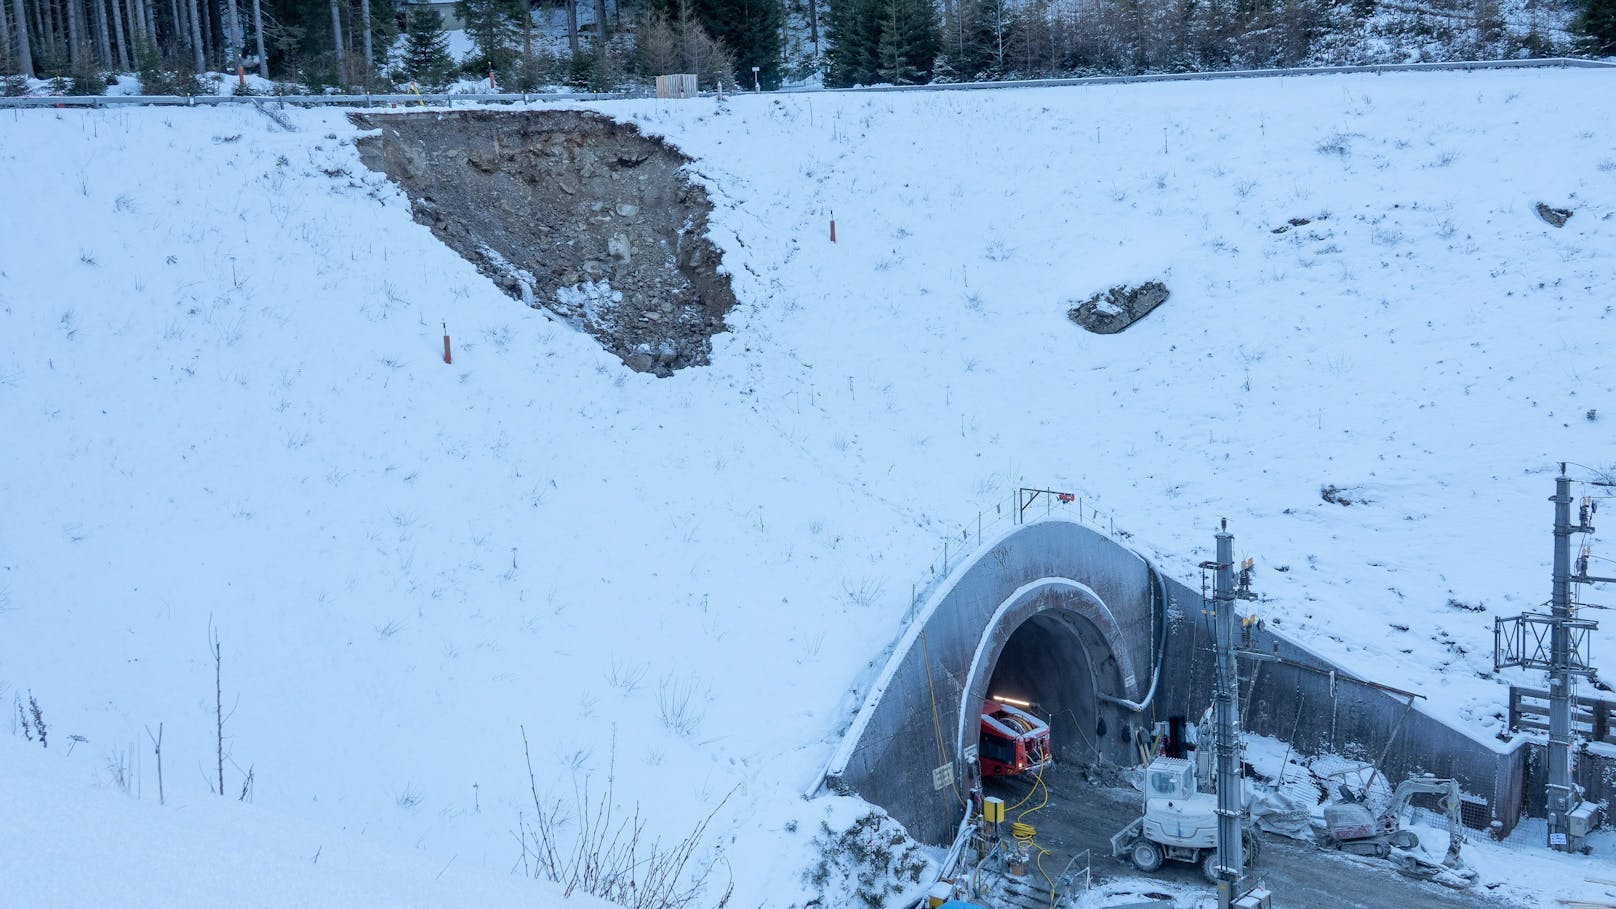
[0,737,611,908]
[0,68,1613,907]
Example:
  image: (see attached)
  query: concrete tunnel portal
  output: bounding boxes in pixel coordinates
[822,521,1161,845]
[820,517,1535,850]
[956,579,1140,782]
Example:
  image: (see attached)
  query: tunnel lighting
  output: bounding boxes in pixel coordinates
[991,695,1032,708]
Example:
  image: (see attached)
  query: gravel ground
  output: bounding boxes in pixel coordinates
[980,764,1517,909]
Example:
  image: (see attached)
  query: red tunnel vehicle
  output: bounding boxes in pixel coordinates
[978,699,1052,777]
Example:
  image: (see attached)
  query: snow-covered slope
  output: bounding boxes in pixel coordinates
[1,68,1613,906]
[0,736,612,908]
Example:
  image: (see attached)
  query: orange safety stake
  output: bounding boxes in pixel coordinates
[442,321,452,365]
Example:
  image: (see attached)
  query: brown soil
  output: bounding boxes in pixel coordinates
[352,109,736,376]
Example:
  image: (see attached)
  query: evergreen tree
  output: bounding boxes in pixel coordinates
[700,0,783,87]
[65,45,105,94]
[875,0,918,82]
[938,0,991,80]
[976,0,1011,77]
[455,0,525,75]
[1577,0,1616,53]
[402,6,455,87]
[826,0,880,84]
[877,0,937,82]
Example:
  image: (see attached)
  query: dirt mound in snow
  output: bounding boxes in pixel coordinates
[352,109,735,376]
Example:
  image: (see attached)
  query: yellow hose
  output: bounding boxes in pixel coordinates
[1009,761,1055,908]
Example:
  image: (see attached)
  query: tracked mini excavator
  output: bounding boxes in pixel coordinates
[1322,774,1477,888]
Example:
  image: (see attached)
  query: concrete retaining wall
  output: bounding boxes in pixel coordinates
[1157,573,1530,834]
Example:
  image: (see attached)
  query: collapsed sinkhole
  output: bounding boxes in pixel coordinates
[352,109,736,376]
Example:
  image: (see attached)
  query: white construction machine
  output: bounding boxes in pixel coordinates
[1110,756,1261,883]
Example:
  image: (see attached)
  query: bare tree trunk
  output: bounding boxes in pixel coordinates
[222,0,237,71]
[15,0,35,75]
[185,0,199,71]
[92,0,112,66]
[358,0,370,84]
[249,0,260,76]
[120,0,135,55]
[563,0,578,55]
[127,0,142,52]
[807,0,818,56]
[1,0,10,69]
[328,0,342,70]
[591,0,606,41]
[41,0,59,65]
[327,0,343,84]
[64,0,80,66]
[197,0,211,67]
[107,0,126,69]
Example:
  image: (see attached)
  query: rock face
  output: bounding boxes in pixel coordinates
[351,109,737,376]
[1534,202,1573,228]
[1066,281,1170,334]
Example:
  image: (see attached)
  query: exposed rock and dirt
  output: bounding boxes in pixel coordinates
[352,109,736,376]
[1534,202,1573,228]
[1066,281,1171,334]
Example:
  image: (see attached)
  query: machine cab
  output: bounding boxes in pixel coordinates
[1141,757,1216,848]
[1147,758,1198,801]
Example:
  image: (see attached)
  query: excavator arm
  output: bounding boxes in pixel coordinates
[1380,778,1465,867]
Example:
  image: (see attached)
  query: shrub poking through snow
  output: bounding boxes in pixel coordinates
[800,811,929,909]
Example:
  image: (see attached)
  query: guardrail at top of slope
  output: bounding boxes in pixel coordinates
[1,56,1611,109]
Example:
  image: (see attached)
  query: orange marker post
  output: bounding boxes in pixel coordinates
[238,63,245,89]
[442,321,452,365]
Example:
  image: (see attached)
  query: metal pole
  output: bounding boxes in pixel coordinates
[1213,519,1245,908]
[1548,464,1575,851]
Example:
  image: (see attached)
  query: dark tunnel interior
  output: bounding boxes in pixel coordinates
[982,613,1104,767]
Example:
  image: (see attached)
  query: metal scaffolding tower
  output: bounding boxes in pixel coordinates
[1203,520,1261,908]
[1495,463,1608,852]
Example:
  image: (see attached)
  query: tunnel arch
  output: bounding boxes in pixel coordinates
[820,519,1163,844]
[954,579,1140,778]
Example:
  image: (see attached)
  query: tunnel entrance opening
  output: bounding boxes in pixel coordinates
[982,612,1103,775]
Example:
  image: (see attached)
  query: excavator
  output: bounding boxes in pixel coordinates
[1321,774,1477,888]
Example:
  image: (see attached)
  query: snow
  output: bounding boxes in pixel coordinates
[0,736,612,908]
[2,66,1615,905]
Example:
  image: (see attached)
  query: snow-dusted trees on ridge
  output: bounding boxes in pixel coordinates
[0,0,398,88]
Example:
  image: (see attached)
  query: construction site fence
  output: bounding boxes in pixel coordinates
[2,57,1612,110]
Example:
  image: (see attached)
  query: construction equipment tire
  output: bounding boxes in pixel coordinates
[1130,840,1163,873]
